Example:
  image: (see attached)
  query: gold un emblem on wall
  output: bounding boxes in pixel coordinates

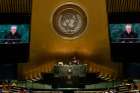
[52,3,87,39]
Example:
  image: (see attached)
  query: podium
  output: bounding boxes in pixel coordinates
[53,64,87,78]
[52,64,87,88]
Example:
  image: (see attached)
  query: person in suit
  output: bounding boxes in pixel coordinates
[119,24,138,43]
[4,25,21,44]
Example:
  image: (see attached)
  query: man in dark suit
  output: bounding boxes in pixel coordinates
[4,25,21,44]
[120,24,138,43]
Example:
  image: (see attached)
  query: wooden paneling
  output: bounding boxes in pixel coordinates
[0,0,32,14]
[107,0,140,12]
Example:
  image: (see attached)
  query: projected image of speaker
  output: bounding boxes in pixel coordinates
[0,25,29,44]
[0,15,31,63]
[108,13,140,62]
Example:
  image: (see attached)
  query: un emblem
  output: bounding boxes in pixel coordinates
[52,4,87,39]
